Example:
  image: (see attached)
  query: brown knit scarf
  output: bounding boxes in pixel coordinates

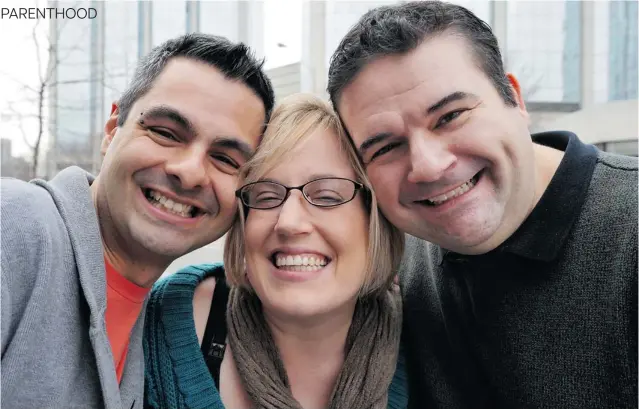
[227,286,402,409]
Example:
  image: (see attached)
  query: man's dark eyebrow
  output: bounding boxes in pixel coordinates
[359,132,393,158]
[212,137,254,161]
[140,105,197,137]
[426,91,478,115]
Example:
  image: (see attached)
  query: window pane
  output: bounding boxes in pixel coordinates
[199,2,240,41]
[152,1,186,47]
[608,1,638,101]
[54,2,93,169]
[265,0,302,69]
[506,1,581,103]
[103,2,139,125]
[324,1,492,68]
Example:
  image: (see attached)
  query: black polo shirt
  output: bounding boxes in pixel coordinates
[399,131,638,409]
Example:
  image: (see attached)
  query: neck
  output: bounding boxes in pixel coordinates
[499,143,563,249]
[265,302,355,364]
[102,241,167,288]
[264,301,357,406]
[91,177,170,288]
[471,143,564,255]
[531,143,564,214]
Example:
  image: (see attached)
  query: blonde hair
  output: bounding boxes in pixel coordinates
[223,94,404,297]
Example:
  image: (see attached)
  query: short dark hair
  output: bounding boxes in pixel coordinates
[328,1,517,109]
[117,33,275,127]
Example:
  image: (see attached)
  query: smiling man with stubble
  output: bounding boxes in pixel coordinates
[1,33,274,409]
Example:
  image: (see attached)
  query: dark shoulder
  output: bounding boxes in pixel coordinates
[597,151,638,172]
[593,152,638,198]
[585,152,637,222]
[398,234,441,289]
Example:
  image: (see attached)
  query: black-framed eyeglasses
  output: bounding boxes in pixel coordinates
[235,177,364,210]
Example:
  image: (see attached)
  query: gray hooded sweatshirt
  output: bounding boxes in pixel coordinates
[1,166,146,409]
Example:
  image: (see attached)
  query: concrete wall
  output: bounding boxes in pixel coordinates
[267,63,301,103]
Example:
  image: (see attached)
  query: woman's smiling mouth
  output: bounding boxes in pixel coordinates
[271,252,331,272]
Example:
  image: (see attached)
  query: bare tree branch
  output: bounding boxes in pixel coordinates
[33,18,44,84]
[6,1,134,180]
[0,71,38,93]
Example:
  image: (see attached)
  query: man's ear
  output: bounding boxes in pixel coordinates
[102,102,119,155]
[506,73,530,121]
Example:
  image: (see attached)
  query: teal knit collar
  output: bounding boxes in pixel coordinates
[145,264,225,409]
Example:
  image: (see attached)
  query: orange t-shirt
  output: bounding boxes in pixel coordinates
[104,258,150,383]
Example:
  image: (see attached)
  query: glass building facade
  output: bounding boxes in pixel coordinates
[47,0,638,176]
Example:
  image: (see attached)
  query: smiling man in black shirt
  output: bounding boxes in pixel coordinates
[327,2,637,408]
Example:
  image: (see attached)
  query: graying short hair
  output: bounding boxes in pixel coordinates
[328,1,516,109]
[117,33,275,127]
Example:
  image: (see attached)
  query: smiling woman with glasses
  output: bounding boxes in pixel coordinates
[145,94,407,409]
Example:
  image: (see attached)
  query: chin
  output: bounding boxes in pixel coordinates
[266,294,324,316]
[261,291,344,321]
[130,228,194,259]
[435,221,502,254]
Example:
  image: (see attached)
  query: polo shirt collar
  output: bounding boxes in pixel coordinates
[499,131,598,261]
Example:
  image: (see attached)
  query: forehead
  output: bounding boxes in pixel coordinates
[266,128,356,183]
[132,58,265,148]
[339,34,488,124]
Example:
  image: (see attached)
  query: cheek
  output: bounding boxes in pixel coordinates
[367,165,401,204]
[458,111,525,159]
[331,209,370,261]
[108,136,169,178]
[243,213,275,254]
[212,174,241,213]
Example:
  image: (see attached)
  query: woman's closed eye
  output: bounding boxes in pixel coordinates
[255,192,282,205]
[311,190,343,204]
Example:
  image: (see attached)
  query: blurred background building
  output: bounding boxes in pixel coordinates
[42,0,637,182]
[1,0,637,271]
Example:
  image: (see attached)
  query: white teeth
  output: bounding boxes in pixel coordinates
[427,176,477,205]
[275,253,329,268]
[146,189,195,218]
